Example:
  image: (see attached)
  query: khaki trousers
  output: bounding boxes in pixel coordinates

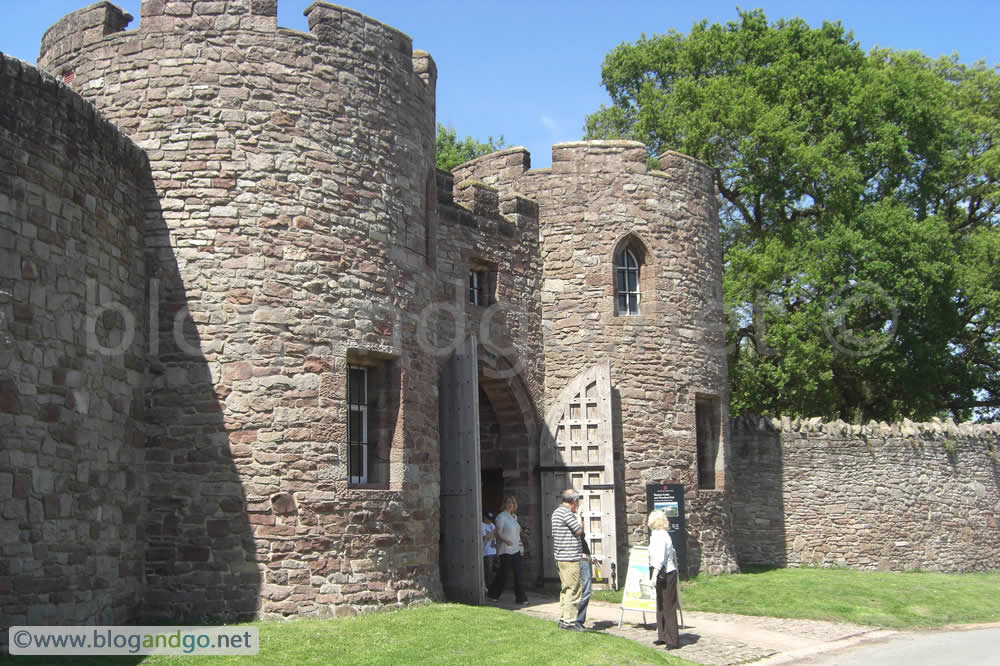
[556,559,582,624]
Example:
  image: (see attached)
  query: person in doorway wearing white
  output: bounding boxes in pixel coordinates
[481,511,497,592]
[551,488,584,631]
[487,496,528,604]
[647,509,680,649]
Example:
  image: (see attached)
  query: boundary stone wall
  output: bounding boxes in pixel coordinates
[0,52,149,628]
[731,416,1000,571]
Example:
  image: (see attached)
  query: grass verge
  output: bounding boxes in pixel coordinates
[593,566,1000,629]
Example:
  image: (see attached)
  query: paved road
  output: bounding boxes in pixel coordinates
[509,593,1000,665]
[788,626,1000,666]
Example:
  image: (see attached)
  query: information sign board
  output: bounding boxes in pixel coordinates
[645,483,687,578]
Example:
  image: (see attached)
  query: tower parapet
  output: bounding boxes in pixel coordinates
[139,0,278,33]
[451,147,531,190]
[39,1,133,66]
[550,140,648,175]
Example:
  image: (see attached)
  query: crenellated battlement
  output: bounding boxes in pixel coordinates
[139,0,277,33]
[451,147,531,189]
[451,142,715,202]
[306,2,412,59]
[39,1,436,98]
[435,168,538,237]
[39,1,133,65]
[550,140,648,175]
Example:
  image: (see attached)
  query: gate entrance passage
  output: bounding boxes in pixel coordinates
[539,363,618,586]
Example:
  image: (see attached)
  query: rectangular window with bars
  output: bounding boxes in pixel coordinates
[345,355,400,488]
[348,366,371,485]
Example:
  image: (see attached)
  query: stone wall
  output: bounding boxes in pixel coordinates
[0,53,148,628]
[731,416,1000,571]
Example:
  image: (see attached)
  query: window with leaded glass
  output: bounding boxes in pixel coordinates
[615,248,640,315]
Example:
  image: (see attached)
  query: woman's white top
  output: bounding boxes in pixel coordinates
[494,511,522,555]
[648,528,678,576]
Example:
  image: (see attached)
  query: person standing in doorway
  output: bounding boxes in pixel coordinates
[487,496,528,604]
[482,511,497,592]
[647,509,680,650]
[551,488,584,631]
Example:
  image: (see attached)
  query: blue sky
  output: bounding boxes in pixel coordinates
[4,1,998,168]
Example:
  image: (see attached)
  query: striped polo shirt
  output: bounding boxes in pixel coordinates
[551,504,583,561]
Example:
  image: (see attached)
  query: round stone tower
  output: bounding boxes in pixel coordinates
[38,0,442,619]
[454,141,739,577]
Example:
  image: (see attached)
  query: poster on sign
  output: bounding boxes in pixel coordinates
[620,546,656,614]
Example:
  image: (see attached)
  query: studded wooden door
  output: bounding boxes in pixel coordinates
[439,335,484,604]
[539,362,617,584]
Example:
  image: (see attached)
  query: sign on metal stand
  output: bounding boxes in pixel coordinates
[618,546,684,630]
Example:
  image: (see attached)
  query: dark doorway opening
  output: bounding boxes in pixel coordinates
[481,468,505,517]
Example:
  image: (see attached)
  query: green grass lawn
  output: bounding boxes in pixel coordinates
[9,604,691,666]
[593,566,1000,629]
[13,568,1000,665]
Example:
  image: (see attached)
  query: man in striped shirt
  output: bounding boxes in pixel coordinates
[551,488,584,630]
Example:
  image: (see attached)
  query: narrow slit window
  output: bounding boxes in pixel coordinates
[696,395,721,490]
[469,269,486,305]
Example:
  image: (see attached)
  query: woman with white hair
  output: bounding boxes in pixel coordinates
[647,510,680,649]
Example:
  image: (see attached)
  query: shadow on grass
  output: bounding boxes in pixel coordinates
[733,565,784,575]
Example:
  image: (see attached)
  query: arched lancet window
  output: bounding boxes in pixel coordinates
[615,247,641,315]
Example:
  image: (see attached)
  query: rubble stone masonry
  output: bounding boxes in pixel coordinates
[731,416,1000,571]
[0,52,149,627]
[36,0,442,621]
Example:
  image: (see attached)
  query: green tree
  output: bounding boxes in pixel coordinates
[585,10,1000,421]
[435,123,506,171]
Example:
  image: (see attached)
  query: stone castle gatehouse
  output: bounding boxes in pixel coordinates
[2,0,737,626]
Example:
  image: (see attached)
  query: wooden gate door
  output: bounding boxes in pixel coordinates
[539,362,618,585]
[439,335,484,604]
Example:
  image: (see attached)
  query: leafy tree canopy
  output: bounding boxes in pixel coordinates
[435,123,506,171]
[586,10,1000,421]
